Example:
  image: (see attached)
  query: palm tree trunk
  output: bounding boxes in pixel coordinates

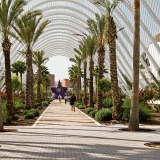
[97,47,105,110]
[76,72,80,101]
[79,73,82,101]
[37,67,41,103]
[89,59,94,107]
[25,49,34,109]
[30,54,34,108]
[2,39,15,119]
[129,0,140,131]
[25,52,31,109]
[20,73,23,84]
[0,92,4,132]
[83,61,87,106]
[109,40,121,120]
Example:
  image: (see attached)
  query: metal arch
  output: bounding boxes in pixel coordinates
[1,0,99,70]
[0,0,159,91]
[9,17,89,60]
[35,43,75,57]
[26,0,100,18]
[34,36,79,52]
[39,48,76,59]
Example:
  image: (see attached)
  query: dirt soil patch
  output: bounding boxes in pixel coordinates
[144,142,160,148]
[4,106,47,126]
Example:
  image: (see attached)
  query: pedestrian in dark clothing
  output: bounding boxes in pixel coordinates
[64,95,68,104]
[70,94,76,112]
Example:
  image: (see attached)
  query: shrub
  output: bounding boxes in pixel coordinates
[139,104,152,122]
[89,110,97,117]
[15,114,19,120]
[77,105,85,109]
[2,101,7,121]
[6,116,12,124]
[85,107,94,114]
[24,110,28,115]
[28,109,39,117]
[122,103,152,122]
[25,113,35,119]
[14,101,24,111]
[155,105,160,112]
[93,95,97,104]
[121,106,130,121]
[122,97,131,107]
[37,106,43,110]
[46,98,53,102]
[42,101,49,107]
[103,98,112,108]
[34,102,41,108]
[75,102,82,107]
[95,108,112,121]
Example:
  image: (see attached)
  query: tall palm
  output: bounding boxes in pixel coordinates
[129,0,140,131]
[0,0,26,120]
[94,0,122,119]
[85,35,97,107]
[11,62,19,76]
[11,61,26,83]
[43,75,50,100]
[33,50,48,102]
[87,13,106,110]
[11,10,50,109]
[41,66,50,100]
[74,39,88,106]
[0,92,4,132]
[70,55,83,101]
[94,65,108,95]
[17,61,26,84]
[68,65,78,90]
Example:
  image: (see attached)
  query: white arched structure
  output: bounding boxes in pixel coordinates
[0,0,160,94]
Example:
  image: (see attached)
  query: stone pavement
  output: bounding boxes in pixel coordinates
[0,100,160,160]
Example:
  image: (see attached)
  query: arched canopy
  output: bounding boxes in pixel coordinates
[0,0,160,94]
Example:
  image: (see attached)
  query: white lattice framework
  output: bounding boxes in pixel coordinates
[0,0,160,94]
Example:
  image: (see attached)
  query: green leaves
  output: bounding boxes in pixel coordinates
[97,78,111,93]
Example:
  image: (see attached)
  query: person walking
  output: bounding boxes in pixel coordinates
[64,95,68,104]
[58,95,62,104]
[70,93,76,112]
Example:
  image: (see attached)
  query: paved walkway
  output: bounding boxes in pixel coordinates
[0,100,160,160]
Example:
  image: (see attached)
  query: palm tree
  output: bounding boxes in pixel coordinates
[70,55,83,101]
[87,13,106,110]
[94,65,108,95]
[68,65,79,91]
[11,63,19,76]
[0,0,26,120]
[11,61,26,83]
[17,61,26,84]
[33,50,48,102]
[0,91,4,132]
[74,38,88,106]
[11,10,50,109]
[85,35,97,107]
[94,0,123,119]
[129,0,140,131]
[41,66,50,100]
[43,76,50,100]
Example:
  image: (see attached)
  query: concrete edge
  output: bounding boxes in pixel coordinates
[76,107,102,126]
[32,104,50,127]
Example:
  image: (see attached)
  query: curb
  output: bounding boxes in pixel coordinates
[76,107,102,126]
[32,104,50,126]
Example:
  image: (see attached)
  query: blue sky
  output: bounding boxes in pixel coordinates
[45,56,74,82]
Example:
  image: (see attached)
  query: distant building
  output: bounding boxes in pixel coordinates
[47,74,55,87]
[61,79,70,88]
[33,73,55,88]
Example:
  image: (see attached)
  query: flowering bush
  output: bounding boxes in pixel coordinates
[139,88,154,103]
